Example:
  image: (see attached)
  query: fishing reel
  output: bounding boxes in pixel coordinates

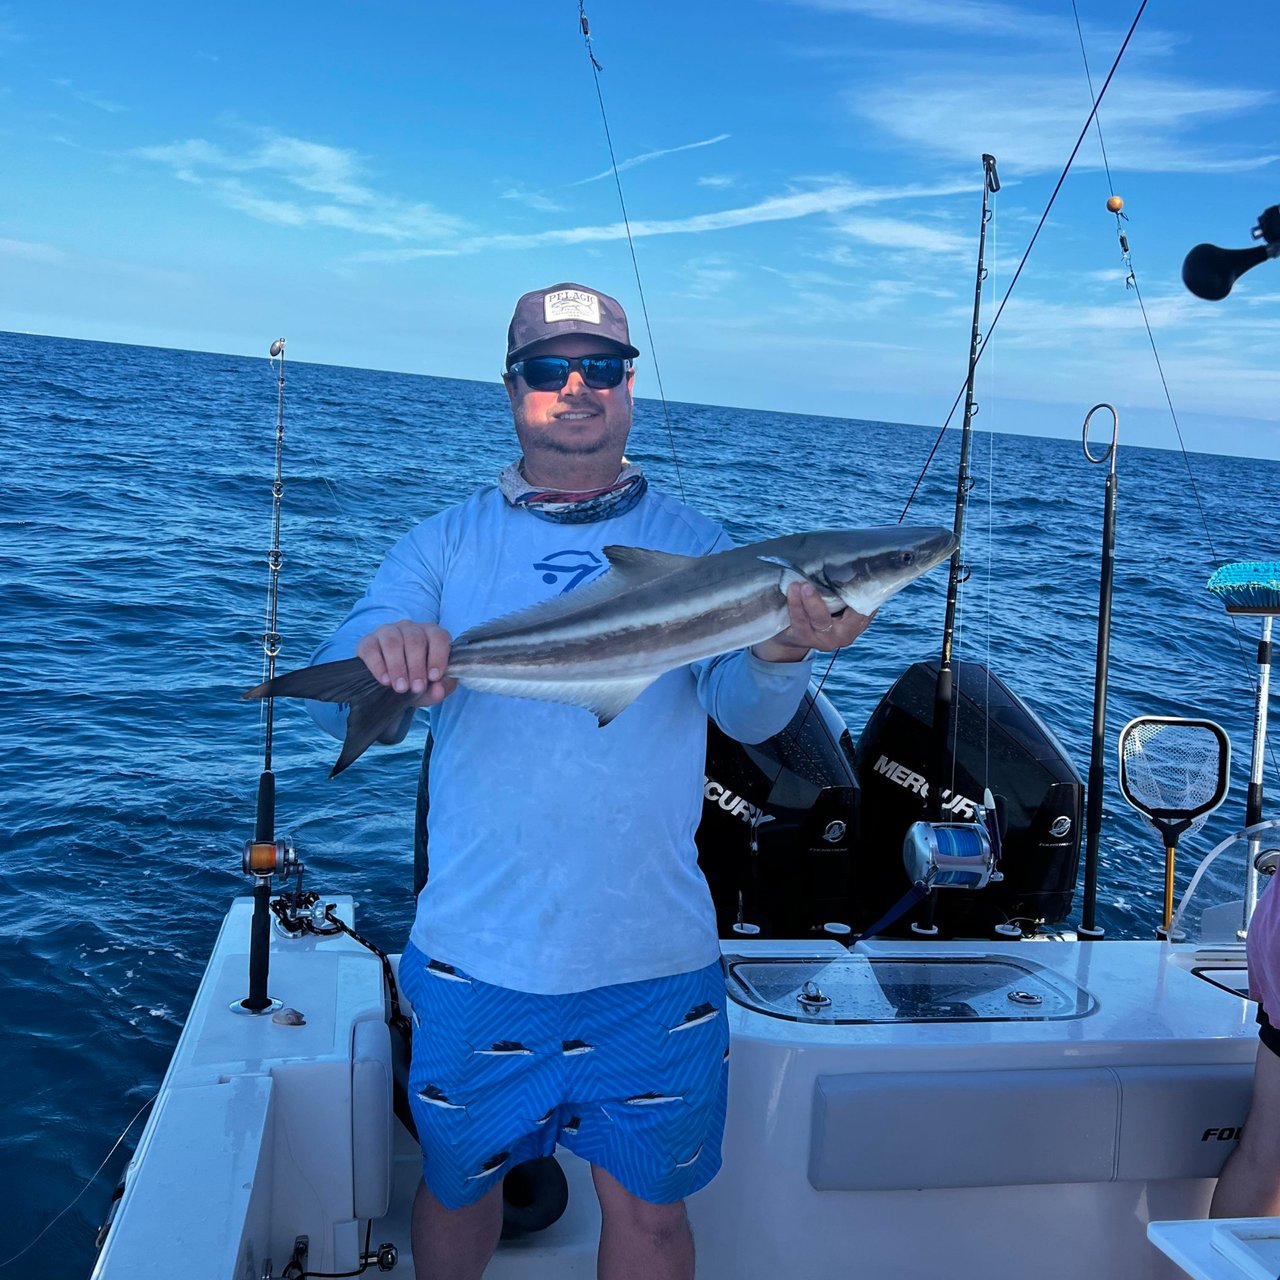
[903,796,1005,894]
[242,834,301,880]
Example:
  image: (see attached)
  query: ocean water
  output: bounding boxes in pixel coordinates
[1,329,1277,1276]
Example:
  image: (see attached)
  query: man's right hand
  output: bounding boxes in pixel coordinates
[356,620,457,708]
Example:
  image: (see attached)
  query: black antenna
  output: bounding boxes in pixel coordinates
[236,338,296,1016]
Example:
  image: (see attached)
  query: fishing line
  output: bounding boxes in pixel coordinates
[575,1,849,909]
[1070,0,1280,789]
[577,2,686,503]
[898,0,1150,524]
[983,215,997,803]
[0,1092,157,1270]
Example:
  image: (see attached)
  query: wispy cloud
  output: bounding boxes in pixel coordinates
[52,77,126,113]
[353,177,975,262]
[136,130,467,241]
[570,134,732,186]
[697,175,736,189]
[500,185,563,214]
[848,73,1276,175]
[833,215,973,256]
[676,256,740,300]
[0,237,68,264]
[788,0,1071,40]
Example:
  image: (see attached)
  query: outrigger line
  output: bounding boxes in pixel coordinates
[576,1,685,504]
[574,2,858,939]
[897,0,1151,525]
[1070,1,1280,798]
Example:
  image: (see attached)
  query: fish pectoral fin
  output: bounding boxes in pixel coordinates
[242,657,414,777]
[756,554,828,596]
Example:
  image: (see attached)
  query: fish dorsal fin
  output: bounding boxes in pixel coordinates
[456,545,698,646]
[601,544,698,581]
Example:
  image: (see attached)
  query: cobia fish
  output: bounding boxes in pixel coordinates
[243,525,956,775]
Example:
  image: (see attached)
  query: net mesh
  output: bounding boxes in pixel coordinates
[1120,719,1226,836]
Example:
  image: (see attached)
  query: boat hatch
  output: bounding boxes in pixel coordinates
[725,953,1096,1023]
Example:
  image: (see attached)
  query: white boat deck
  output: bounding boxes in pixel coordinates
[90,896,1262,1280]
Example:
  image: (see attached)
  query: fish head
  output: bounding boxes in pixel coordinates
[807,526,957,615]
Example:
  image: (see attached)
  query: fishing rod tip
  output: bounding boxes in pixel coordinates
[269,339,286,357]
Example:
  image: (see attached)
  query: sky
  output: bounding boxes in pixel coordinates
[2,0,1278,458]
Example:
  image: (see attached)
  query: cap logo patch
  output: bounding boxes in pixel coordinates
[544,288,600,325]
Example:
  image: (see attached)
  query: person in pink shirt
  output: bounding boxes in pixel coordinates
[1211,867,1280,1216]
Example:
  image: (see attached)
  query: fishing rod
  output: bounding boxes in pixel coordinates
[236,337,298,1016]
[909,153,999,939]
[927,154,999,827]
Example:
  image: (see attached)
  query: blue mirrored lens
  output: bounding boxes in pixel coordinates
[517,355,625,390]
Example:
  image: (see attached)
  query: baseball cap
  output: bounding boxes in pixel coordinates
[505,283,640,367]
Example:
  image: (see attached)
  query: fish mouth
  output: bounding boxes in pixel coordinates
[924,530,959,570]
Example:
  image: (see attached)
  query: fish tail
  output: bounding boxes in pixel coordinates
[242,657,414,775]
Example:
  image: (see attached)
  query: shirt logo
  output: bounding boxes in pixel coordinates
[533,549,605,594]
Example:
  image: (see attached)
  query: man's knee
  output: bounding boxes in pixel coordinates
[593,1164,688,1228]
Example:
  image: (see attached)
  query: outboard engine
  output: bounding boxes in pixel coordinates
[855,659,1082,936]
[697,688,861,939]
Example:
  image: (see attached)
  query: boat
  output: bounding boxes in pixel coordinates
[76,12,1280,1280]
[83,211,1280,1280]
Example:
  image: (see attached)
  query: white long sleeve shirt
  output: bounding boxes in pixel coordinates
[310,485,813,994]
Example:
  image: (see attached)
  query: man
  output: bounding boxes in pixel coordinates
[309,283,870,1279]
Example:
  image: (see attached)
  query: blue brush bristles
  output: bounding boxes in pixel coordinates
[1206,561,1280,614]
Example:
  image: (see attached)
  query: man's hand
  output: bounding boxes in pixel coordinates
[356,620,457,707]
[751,583,874,663]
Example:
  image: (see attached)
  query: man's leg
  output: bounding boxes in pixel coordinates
[1211,1044,1280,1217]
[411,1178,504,1280]
[592,1163,694,1280]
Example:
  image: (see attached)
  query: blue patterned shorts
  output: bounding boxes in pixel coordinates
[399,942,729,1209]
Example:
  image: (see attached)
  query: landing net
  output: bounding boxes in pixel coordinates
[1119,717,1230,835]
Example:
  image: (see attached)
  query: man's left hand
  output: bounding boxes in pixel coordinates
[751,583,874,663]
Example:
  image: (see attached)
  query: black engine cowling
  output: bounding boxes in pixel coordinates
[854,659,1083,935]
[697,688,861,939]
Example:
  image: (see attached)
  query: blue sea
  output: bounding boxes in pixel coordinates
[1,330,1277,1276]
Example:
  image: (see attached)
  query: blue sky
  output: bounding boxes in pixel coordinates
[2,0,1278,457]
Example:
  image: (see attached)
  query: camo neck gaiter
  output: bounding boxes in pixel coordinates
[497,460,648,524]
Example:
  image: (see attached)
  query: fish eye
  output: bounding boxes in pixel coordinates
[901,550,915,566]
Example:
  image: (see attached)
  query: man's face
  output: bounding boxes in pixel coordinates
[505,334,635,478]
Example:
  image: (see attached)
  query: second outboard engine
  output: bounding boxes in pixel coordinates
[855,659,1082,936]
[697,688,861,939]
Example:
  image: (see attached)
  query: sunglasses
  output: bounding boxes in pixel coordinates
[508,353,629,392]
